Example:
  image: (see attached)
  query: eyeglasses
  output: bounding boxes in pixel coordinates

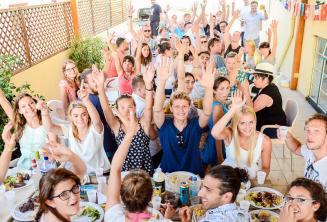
[176,131,184,147]
[253,74,266,80]
[144,30,151,32]
[65,66,76,72]
[284,195,315,205]
[50,184,80,201]
[201,41,207,44]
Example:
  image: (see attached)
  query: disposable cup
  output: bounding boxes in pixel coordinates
[279,126,289,140]
[97,177,107,195]
[152,196,162,210]
[239,200,250,211]
[257,171,267,185]
[87,190,97,203]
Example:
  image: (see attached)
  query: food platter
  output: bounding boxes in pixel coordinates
[246,187,284,210]
[11,196,39,222]
[4,170,33,191]
[72,202,104,222]
[165,171,201,193]
[250,209,279,222]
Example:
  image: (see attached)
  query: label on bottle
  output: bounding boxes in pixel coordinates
[154,181,165,194]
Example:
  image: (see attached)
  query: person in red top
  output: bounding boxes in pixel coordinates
[103,36,129,79]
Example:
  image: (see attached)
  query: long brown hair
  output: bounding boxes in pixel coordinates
[135,43,152,66]
[12,93,42,139]
[35,168,81,222]
[67,101,91,142]
[62,60,80,90]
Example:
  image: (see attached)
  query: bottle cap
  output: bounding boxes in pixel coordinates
[192,176,197,181]
[44,156,49,161]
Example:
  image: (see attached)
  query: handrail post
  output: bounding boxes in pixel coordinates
[71,0,80,37]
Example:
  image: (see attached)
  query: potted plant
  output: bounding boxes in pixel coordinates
[68,36,106,73]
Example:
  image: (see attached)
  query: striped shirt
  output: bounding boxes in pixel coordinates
[199,203,250,222]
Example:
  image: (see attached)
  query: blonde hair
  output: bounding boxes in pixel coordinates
[245,40,261,65]
[231,106,257,166]
[67,101,91,142]
[169,91,191,107]
[13,93,42,139]
[62,60,80,90]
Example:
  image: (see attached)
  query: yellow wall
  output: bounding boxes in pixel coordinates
[11,50,70,100]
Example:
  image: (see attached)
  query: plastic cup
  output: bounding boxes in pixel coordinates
[257,171,267,185]
[97,176,107,195]
[87,190,97,203]
[279,126,289,140]
[239,200,250,211]
[152,196,162,210]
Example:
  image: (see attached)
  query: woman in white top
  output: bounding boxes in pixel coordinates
[40,82,110,174]
[105,110,174,222]
[135,41,153,76]
[0,90,56,170]
[211,91,272,179]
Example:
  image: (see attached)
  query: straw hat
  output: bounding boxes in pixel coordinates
[253,62,276,77]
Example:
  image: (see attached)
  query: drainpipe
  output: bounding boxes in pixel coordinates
[276,17,296,72]
[290,0,307,90]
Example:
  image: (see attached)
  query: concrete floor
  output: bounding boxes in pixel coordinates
[265,86,316,193]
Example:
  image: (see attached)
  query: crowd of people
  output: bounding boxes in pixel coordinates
[0,0,327,221]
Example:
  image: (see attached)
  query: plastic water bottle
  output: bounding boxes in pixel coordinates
[31,159,42,190]
[153,168,166,195]
[40,156,55,174]
[190,176,198,197]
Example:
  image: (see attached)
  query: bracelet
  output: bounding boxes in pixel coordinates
[145,87,154,91]
[4,146,17,152]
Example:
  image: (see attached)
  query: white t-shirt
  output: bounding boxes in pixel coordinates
[239,5,251,32]
[61,124,110,173]
[104,204,172,222]
[301,145,327,191]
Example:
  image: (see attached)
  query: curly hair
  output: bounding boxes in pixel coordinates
[289,177,327,221]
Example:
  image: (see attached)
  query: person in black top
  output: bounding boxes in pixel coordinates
[252,62,286,138]
[150,0,162,37]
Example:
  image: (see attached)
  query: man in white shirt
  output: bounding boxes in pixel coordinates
[238,0,250,46]
[243,0,268,47]
[280,113,327,191]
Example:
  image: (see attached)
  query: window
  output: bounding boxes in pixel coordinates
[308,37,327,112]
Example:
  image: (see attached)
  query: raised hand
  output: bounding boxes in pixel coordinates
[92,64,105,86]
[42,142,74,163]
[231,90,246,110]
[175,39,186,54]
[143,64,155,86]
[108,31,115,44]
[270,20,278,31]
[157,56,172,82]
[36,98,48,114]
[127,5,134,17]
[116,110,138,136]
[1,121,17,149]
[198,59,216,88]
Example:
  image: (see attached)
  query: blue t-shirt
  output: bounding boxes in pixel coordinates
[89,94,117,158]
[159,117,204,175]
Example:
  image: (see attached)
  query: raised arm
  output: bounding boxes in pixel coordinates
[192,1,206,33]
[127,5,140,41]
[134,40,143,75]
[220,0,227,21]
[261,135,272,177]
[262,5,268,20]
[191,2,198,24]
[278,129,302,156]
[223,10,240,47]
[142,64,155,128]
[92,66,120,132]
[0,122,16,183]
[153,57,172,128]
[106,110,137,209]
[176,41,186,92]
[79,80,103,133]
[270,20,278,61]
[43,142,86,180]
[0,89,13,120]
[37,99,63,135]
[107,33,123,75]
[211,91,245,141]
[198,60,215,128]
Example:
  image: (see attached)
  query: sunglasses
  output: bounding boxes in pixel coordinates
[50,184,80,201]
[144,30,151,32]
[177,131,184,147]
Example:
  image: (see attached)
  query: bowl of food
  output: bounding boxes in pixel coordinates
[11,196,39,221]
[192,204,206,222]
[246,187,283,209]
[4,171,32,191]
[250,209,279,222]
[165,171,201,193]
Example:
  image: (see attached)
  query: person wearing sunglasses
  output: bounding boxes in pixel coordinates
[59,60,80,114]
[277,113,327,191]
[280,177,327,222]
[34,168,82,222]
[153,58,214,176]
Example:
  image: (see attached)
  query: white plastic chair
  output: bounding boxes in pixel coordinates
[260,99,299,171]
[47,100,69,125]
[105,77,120,104]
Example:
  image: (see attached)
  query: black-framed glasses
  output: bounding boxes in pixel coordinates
[65,66,76,72]
[284,195,315,205]
[144,30,151,32]
[50,184,80,201]
[177,131,184,147]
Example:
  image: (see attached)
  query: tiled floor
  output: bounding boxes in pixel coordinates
[265,86,316,193]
